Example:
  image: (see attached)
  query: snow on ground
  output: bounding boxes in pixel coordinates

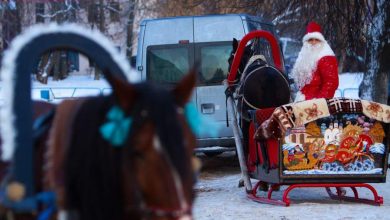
[21,72,363,105]
[0,72,363,103]
[29,75,112,102]
[193,152,390,220]
[338,72,364,90]
[336,72,363,98]
[31,74,110,88]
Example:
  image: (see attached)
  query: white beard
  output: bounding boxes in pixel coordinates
[291,42,324,89]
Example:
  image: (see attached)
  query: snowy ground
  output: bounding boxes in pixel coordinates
[0,72,363,103]
[193,152,390,220]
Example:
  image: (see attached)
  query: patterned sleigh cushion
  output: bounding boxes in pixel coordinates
[255,98,390,140]
[327,98,363,114]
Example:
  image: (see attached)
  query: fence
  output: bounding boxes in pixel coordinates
[0,86,112,104]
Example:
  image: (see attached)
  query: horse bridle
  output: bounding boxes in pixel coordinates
[124,104,192,220]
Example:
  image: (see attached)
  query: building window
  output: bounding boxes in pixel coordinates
[291,135,296,143]
[300,134,305,144]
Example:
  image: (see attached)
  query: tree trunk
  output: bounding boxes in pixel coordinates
[2,2,21,50]
[94,0,105,80]
[36,52,51,84]
[359,0,390,103]
[337,51,346,74]
[52,51,61,81]
[60,51,68,78]
[126,0,136,59]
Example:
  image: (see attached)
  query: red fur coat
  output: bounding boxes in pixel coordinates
[300,56,339,100]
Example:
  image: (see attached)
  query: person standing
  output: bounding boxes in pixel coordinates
[291,21,339,102]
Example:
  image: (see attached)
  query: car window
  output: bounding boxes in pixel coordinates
[199,44,231,85]
[247,20,274,33]
[257,39,275,66]
[285,41,301,58]
[147,46,190,84]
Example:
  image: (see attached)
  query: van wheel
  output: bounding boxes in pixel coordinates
[204,152,223,157]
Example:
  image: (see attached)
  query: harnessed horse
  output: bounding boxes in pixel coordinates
[227,38,291,158]
[46,70,197,220]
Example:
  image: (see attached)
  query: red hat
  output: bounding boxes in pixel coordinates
[302,21,325,42]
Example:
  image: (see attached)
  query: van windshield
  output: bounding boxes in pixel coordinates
[147,46,190,83]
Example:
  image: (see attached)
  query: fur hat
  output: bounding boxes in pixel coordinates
[302,21,326,43]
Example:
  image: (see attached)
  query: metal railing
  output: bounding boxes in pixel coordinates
[0,87,360,104]
[32,87,113,103]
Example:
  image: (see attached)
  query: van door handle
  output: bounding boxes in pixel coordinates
[201,103,215,114]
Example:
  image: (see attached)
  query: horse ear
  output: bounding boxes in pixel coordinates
[104,72,136,111]
[172,66,197,107]
[232,38,238,53]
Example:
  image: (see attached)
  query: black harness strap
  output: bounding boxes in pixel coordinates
[32,109,56,141]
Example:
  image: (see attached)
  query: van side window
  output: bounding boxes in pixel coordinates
[199,44,231,85]
[147,46,190,84]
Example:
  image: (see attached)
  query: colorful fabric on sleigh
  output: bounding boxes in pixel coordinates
[256,98,390,141]
[290,98,330,126]
[254,108,275,125]
[361,100,390,123]
[271,98,390,131]
[272,106,295,132]
[326,98,363,114]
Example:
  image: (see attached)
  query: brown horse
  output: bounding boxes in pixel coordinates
[45,69,197,220]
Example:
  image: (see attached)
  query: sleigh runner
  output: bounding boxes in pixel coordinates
[225,30,390,206]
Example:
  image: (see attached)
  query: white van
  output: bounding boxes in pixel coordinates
[135,14,282,153]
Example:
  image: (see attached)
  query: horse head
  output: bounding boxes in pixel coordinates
[110,68,197,220]
[227,38,253,82]
[47,68,197,220]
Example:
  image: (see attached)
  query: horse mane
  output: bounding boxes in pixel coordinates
[131,82,189,181]
[64,95,123,219]
[45,99,86,207]
[64,82,189,219]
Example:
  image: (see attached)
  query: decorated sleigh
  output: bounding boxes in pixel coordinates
[225,30,390,206]
[250,98,389,206]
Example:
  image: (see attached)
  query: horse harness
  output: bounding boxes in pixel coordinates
[237,55,290,111]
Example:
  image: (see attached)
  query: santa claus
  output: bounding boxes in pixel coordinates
[292,21,339,102]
